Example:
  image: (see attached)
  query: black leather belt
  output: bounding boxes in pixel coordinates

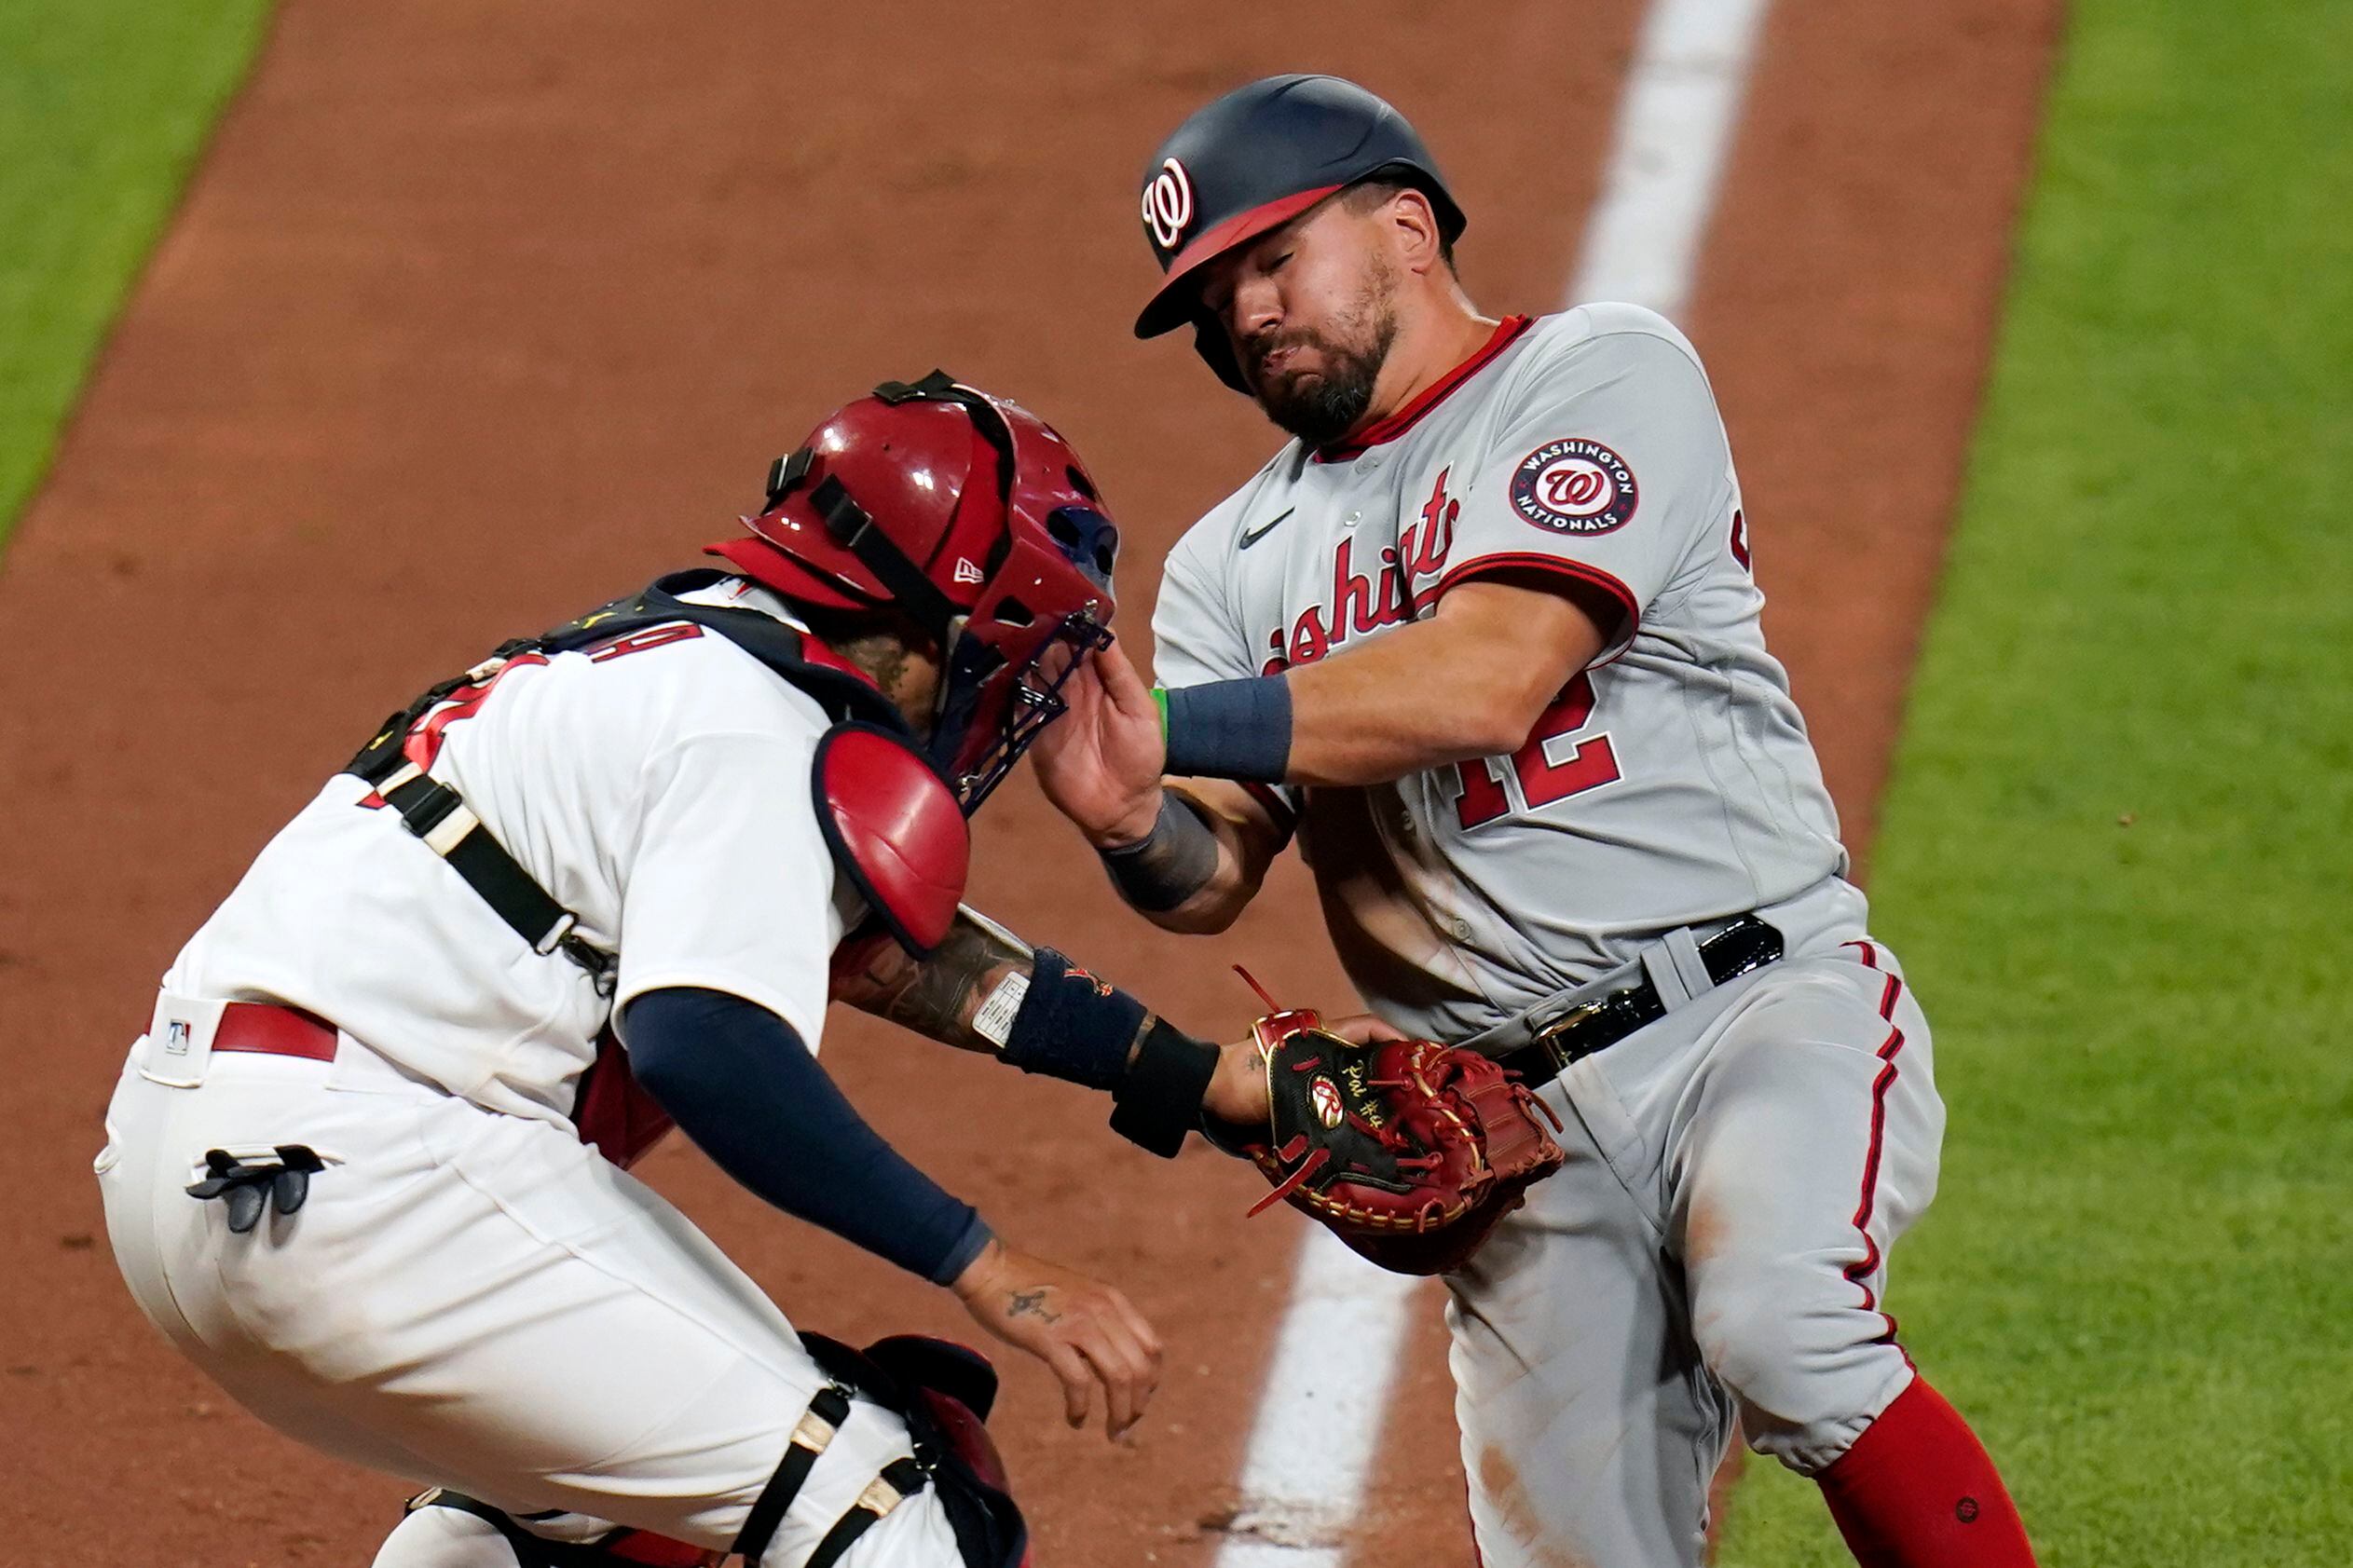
[1494,917,1785,1089]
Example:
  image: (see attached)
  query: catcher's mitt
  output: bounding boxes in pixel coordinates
[1219,971,1566,1275]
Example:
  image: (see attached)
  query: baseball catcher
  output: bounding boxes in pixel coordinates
[94,372,1324,1568]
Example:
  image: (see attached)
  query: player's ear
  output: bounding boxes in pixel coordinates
[1387,187,1444,278]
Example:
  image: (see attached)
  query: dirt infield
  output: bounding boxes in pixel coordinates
[0,2,2056,1563]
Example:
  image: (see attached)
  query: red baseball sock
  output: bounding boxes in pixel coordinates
[1814,1376,2036,1567]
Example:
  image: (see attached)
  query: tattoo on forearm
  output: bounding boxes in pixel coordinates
[855,907,1034,1055]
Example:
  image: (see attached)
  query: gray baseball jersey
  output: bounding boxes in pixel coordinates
[1153,305,1848,1041]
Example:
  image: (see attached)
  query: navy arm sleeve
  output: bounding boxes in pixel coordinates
[619,986,993,1287]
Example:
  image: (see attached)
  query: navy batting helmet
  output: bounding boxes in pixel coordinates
[1133,74,1465,390]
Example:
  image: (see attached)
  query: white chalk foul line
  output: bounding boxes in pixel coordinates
[1209,1228,1422,1565]
[1573,0,1775,321]
[1211,2,1774,1561]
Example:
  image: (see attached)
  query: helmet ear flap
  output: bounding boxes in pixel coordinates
[1192,318,1252,395]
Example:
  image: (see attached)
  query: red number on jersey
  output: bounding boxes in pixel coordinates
[1729,508,1751,571]
[1452,671,1621,829]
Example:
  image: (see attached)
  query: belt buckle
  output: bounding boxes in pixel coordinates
[1529,996,1610,1072]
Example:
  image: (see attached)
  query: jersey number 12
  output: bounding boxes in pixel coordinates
[1451,671,1621,829]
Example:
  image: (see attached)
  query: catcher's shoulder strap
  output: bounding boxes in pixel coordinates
[346,569,909,782]
[340,570,927,993]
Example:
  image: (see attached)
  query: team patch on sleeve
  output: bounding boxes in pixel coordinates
[1510,439,1638,536]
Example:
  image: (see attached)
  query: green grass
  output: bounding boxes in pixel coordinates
[1718,0,2353,1563]
[0,0,272,547]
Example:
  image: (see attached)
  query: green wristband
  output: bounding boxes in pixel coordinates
[1151,686,1170,739]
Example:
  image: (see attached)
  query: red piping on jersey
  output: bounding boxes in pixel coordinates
[1314,315,1535,462]
[1844,955,1908,1344]
[1411,552,1641,665]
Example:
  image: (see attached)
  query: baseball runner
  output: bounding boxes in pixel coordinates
[1032,75,2042,1568]
[94,375,1300,1568]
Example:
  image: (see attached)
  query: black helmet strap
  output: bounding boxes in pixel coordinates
[805,472,961,642]
[873,368,1019,500]
[758,369,1026,641]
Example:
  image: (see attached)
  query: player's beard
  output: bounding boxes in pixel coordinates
[1246,267,1400,447]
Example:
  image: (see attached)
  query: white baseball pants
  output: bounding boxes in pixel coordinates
[96,1031,962,1567]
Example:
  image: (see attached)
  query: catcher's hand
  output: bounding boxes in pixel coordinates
[1211,971,1566,1275]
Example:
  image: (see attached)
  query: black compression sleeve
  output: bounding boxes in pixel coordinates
[1098,792,1222,912]
[620,987,992,1286]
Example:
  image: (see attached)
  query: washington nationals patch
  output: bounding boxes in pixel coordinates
[1511,438,1638,536]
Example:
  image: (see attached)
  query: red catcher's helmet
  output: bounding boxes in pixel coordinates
[706,372,1118,813]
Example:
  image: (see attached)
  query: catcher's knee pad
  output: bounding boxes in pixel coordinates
[389,1491,718,1568]
[733,1334,1028,1568]
[373,1503,525,1568]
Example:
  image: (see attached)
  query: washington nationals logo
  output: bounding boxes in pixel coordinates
[1511,438,1639,536]
[1142,157,1195,252]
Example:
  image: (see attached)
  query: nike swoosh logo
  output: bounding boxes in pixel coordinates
[1239,507,1295,549]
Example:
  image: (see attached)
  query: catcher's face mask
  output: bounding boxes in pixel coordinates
[923,404,1118,813]
[928,596,1115,814]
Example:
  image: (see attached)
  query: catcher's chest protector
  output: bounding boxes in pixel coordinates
[344,570,970,1166]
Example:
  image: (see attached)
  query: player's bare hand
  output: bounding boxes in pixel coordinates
[1030,639,1167,847]
[1326,1012,1410,1046]
[951,1239,1163,1440]
[1201,1014,1406,1126]
[1202,1036,1271,1125]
